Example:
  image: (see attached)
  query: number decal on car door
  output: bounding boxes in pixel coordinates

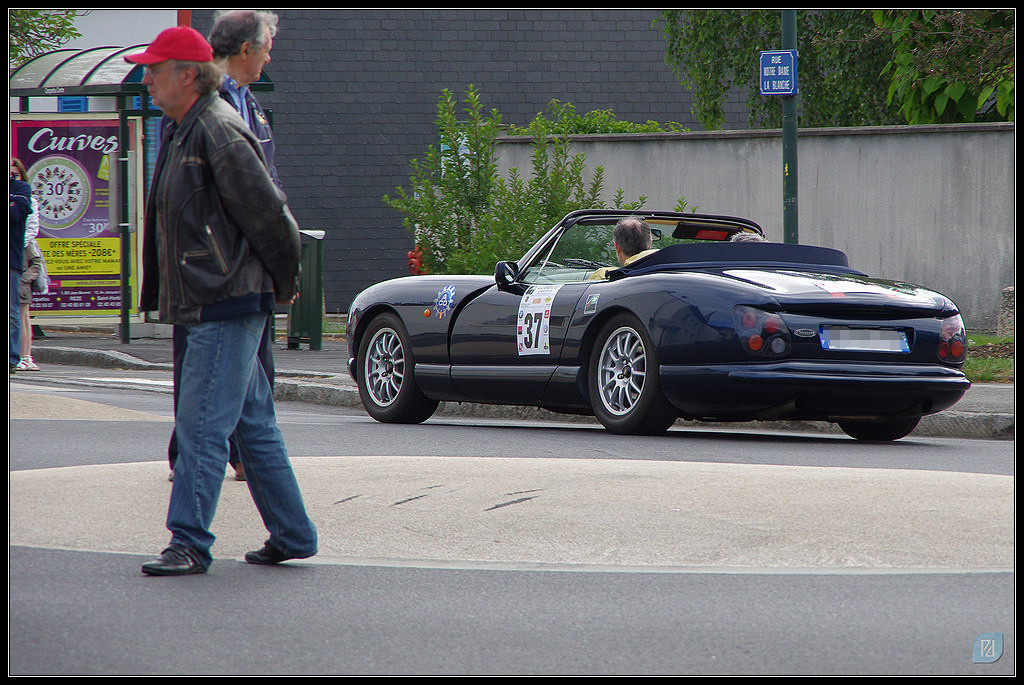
[517,285,561,355]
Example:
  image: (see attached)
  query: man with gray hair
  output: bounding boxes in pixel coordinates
[208,9,281,185]
[730,231,768,243]
[162,10,284,484]
[590,215,659,280]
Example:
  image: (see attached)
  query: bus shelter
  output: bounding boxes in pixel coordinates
[9,46,273,342]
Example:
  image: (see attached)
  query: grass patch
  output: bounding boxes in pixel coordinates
[964,357,1014,383]
[965,334,1014,383]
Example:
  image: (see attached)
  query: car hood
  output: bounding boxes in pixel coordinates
[722,268,958,314]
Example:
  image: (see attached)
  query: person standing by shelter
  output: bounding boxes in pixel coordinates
[13,158,45,371]
[9,160,31,372]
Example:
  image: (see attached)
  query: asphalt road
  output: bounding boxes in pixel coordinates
[8,370,1015,675]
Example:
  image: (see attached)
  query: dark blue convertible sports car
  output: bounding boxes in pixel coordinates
[347,210,969,440]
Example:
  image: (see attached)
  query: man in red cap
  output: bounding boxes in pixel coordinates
[125,26,216,123]
[127,26,318,576]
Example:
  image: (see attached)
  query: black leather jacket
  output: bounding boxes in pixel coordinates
[140,93,300,324]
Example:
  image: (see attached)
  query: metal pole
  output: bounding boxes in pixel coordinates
[117,96,132,343]
[782,10,798,244]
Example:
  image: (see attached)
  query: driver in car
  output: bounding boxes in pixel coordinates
[588,215,659,280]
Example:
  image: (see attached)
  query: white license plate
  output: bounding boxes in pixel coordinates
[820,326,909,352]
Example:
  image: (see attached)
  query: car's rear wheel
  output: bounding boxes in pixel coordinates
[588,313,677,435]
[837,417,921,441]
[356,312,438,424]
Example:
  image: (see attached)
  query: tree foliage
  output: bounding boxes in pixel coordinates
[9,9,82,69]
[384,87,654,275]
[659,9,1013,129]
[871,9,1014,123]
[659,9,900,129]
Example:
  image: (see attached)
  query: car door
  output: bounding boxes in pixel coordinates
[448,282,588,404]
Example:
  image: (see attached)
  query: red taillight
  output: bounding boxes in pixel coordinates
[938,314,967,363]
[734,306,790,357]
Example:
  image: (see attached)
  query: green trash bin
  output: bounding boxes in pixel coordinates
[287,229,325,350]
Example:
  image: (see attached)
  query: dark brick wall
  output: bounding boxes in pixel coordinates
[192,9,746,313]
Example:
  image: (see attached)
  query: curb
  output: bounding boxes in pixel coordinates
[31,345,1014,440]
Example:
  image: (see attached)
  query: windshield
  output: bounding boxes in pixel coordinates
[520,222,615,284]
[520,219,692,284]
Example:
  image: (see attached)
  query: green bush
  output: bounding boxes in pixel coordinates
[384,87,682,275]
[507,99,689,136]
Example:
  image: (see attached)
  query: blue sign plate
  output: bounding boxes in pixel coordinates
[759,50,798,96]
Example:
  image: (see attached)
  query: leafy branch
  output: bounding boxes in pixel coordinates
[9,9,82,69]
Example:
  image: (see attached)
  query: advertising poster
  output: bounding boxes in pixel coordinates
[10,114,138,318]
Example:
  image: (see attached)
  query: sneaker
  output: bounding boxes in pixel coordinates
[16,357,39,371]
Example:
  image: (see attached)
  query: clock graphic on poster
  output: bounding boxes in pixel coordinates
[27,155,92,231]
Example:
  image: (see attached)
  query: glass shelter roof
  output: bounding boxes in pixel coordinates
[10,46,273,98]
[9,46,149,96]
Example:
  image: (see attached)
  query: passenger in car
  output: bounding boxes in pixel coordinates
[730,231,768,242]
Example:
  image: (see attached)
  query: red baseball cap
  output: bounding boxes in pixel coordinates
[124,26,213,65]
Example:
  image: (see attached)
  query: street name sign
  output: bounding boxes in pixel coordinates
[759,50,798,96]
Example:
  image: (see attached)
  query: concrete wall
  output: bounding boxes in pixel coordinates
[495,123,1015,330]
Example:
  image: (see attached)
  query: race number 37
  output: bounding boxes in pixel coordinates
[517,285,561,355]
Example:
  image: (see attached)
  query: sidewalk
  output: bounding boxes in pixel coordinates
[24,324,1015,440]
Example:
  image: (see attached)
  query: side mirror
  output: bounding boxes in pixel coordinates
[494,260,518,288]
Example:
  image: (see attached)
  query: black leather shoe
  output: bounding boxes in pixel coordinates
[244,543,293,565]
[141,546,206,576]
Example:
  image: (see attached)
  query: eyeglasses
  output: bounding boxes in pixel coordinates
[144,63,176,78]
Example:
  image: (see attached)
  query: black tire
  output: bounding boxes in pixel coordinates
[587,313,677,435]
[838,416,921,441]
[356,312,438,424]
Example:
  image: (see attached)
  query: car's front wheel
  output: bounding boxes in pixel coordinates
[588,314,677,435]
[837,417,921,441]
[356,312,438,424]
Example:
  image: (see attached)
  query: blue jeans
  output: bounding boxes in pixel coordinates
[9,268,22,367]
[167,312,317,569]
